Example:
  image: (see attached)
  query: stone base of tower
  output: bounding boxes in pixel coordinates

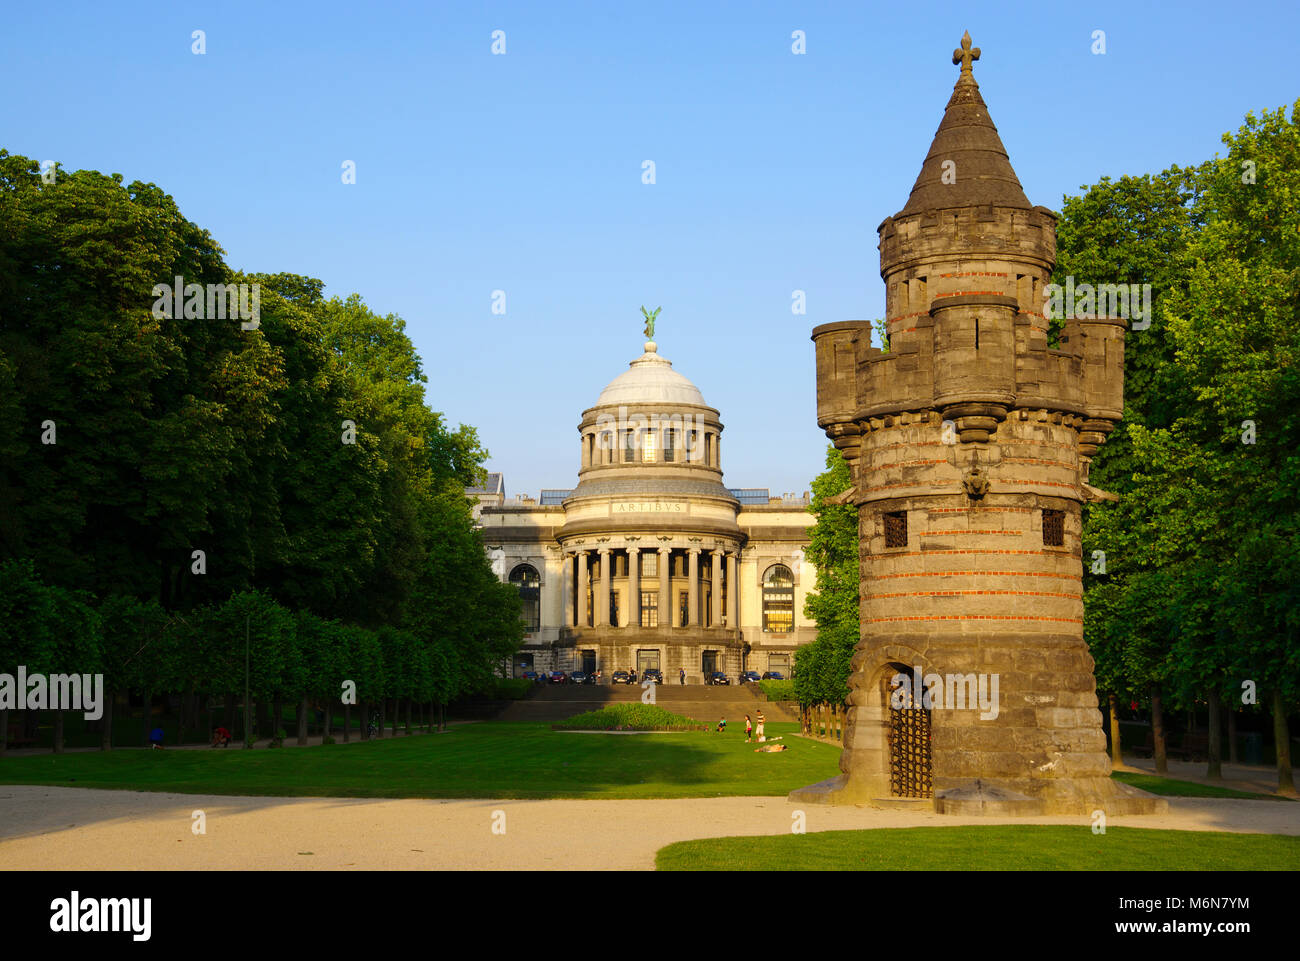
[789,632,1169,816]
[789,773,1166,816]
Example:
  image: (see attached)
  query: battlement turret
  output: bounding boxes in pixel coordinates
[796,34,1159,819]
[813,33,1124,457]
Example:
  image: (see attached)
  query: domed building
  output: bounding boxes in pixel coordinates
[469,335,817,682]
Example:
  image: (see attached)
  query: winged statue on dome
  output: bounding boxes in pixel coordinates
[640,305,661,340]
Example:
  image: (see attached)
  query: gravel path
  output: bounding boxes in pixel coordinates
[2,786,1297,870]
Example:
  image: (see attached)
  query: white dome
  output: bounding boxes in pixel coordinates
[594,342,707,408]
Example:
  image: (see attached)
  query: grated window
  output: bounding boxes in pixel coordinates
[884,511,907,549]
[1043,509,1065,547]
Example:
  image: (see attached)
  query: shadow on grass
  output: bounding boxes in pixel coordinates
[0,722,841,835]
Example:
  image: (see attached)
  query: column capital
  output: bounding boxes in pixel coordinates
[688,546,701,555]
[597,546,611,556]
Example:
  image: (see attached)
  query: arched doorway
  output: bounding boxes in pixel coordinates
[883,664,932,798]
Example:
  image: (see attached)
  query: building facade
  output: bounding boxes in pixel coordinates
[469,337,816,681]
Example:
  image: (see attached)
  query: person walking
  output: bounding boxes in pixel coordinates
[744,714,753,742]
[755,709,765,741]
[679,668,685,686]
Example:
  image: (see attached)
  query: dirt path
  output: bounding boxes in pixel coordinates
[1,786,1297,870]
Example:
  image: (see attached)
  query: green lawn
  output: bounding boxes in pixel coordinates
[1112,770,1289,801]
[656,825,1300,871]
[0,722,838,800]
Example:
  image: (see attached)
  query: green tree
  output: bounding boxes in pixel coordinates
[795,445,859,707]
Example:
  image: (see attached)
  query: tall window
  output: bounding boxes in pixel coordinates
[642,552,658,577]
[509,564,541,632]
[678,590,689,628]
[1042,509,1065,547]
[640,591,658,627]
[762,564,794,633]
[624,429,635,463]
[884,511,908,549]
[663,426,675,462]
[642,430,658,462]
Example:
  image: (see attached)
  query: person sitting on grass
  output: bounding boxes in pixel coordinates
[715,718,727,733]
[149,726,165,749]
[754,743,787,752]
[211,726,232,748]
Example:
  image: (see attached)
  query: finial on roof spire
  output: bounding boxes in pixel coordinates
[952,30,980,75]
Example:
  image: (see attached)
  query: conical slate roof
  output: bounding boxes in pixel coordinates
[898,33,1031,216]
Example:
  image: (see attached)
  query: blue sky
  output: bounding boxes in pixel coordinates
[4,1,1297,497]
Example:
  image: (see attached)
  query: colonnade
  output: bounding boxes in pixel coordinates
[561,543,739,630]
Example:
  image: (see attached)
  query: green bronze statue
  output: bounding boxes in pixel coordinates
[640,305,661,340]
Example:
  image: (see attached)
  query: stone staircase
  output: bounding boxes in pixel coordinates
[481,681,799,724]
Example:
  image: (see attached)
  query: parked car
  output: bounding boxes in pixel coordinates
[570,671,589,685]
[611,670,632,684]
[761,671,786,681]
[521,671,540,683]
[707,672,730,686]
[548,671,568,684]
[642,668,664,685]
[739,671,761,684]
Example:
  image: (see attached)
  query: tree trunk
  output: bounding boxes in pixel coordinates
[1206,689,1223,780]
[272,698,282,741]
[0,709,7,756]
[223,692,236,733]
[1228,707,1239,763]
[379,699,387,738]
[297,695,309,746]
[405,698,412,735]
[1108,693,1123,768]
[52,711,64,753]
[360,700,369,740]
[242,694,252,749]
[343,703,351,743]
[1273,689,1296,797]
[101,692,114,752]
[1151,685,1167,775]
[141,690,152,746]
[321,699,331,741]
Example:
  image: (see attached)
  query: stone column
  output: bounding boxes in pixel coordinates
[626,546,639,627]
[658,547,671,628]
[727,551,739,629]
[577,551,589,627]
[687,548,700,627]
[563,552,574,627]
[711,550,722,627]
[597,548,611,628]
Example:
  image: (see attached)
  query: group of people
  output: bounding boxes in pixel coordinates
[712,711,786,751]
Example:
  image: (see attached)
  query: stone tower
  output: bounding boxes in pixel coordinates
[796,34,1163,815]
